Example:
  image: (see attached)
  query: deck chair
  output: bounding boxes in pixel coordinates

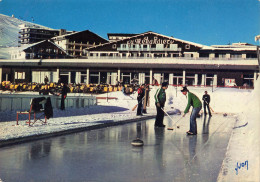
[16,97,47,126]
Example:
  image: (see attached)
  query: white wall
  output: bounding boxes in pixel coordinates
[32,71,58,83]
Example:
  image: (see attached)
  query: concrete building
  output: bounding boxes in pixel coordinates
[0,31,259,88]
[18,24,72,45]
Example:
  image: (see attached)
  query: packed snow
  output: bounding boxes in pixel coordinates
[0,80,259,181]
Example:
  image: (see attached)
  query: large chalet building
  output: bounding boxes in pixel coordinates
[11,40,70,60]
[52,30,108,58]
[85,31,258,87]
[0,30,259,88]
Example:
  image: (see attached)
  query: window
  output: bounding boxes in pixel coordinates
[200,53,209,58]
[231,54,242,58]
[164,44,169,48]
[112,44,117,49]
[184,54,193,58]
[15,72,25,79]
[185,44,190,49]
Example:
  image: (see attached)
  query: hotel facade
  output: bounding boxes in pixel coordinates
[0,31,259,88]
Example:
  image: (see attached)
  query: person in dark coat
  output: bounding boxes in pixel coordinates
[44,76,49,85]
[31,97,46,112]
[136,84,145,116]
[142,84,150,114]
[60,83,68,110]
[44,97,53,119]
[154,82,168,127]
[202,91,212,116]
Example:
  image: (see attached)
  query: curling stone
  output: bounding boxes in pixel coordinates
[131,138,144,147]
[167,127,174,130]
[223,113,227,117]
[177,126,180,128]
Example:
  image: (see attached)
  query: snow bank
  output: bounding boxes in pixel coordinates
[217,78,260,182]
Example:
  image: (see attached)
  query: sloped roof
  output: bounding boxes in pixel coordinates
[52,30,108,43]
[203,43,257,51]
[148,31,206,48]
[87,31,207,50]
[20,40,70,56]
[12,40,47,52]
[52,31,79,39]
[107,33,138,38]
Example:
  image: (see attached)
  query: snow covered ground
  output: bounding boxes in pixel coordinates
[0,14,52,48]
[0,80,259,181]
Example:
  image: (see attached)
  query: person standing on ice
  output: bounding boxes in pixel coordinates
[142,84,150,114]
[60,83,68,110]
[154,82,168,127]
[202,91,212,116]
[181,86,202,135]
[136,84,145,116]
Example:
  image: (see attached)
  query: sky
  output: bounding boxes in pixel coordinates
[0,0,259,46]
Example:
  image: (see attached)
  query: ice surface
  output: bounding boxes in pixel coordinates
[0,79,259,181]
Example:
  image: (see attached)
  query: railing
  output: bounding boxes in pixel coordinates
[0,94,96,112]
[87,56,257,60]
[66,42,91,47]
[117,47,182,51]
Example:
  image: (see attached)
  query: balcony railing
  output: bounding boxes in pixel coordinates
[87,56,257,61]
[66,42,92,47]
[117,47,182,51]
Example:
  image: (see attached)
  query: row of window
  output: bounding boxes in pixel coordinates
[88,52,253,58]
[25,53,65,59]
[21,29,58,35]
[118,44,185,49]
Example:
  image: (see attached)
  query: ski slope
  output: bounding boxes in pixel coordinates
[0,14,52,48]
